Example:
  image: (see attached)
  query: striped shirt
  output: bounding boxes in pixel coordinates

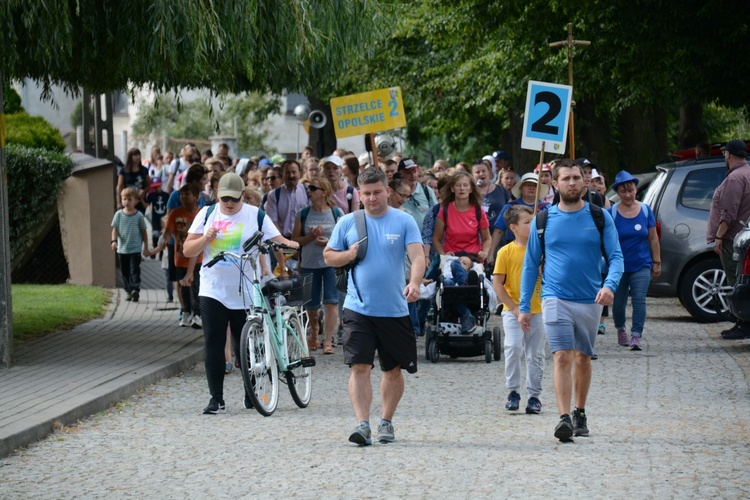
[111,209,146,254]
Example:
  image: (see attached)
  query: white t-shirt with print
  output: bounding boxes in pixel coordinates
[189,204,281,310]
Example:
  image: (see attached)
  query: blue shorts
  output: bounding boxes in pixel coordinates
[300,267,338,309]
[542,298,602,357]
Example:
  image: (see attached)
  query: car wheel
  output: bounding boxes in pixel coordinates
[679,259,731,322]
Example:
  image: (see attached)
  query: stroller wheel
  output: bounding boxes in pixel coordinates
[428,340,439,363]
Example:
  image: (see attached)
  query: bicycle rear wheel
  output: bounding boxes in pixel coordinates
[285,311,312,408]
[240,318,279,416]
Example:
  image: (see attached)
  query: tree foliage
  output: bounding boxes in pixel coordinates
[1,0,387,98]
[331,0,750,171]
[131,93,281,155]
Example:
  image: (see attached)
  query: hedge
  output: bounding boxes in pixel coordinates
[5,112,66,152]
[7,144,73,263]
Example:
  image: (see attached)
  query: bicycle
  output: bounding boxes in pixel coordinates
[204,231,315,416]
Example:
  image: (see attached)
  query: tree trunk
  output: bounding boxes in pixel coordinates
[576,97,620,177]
[617,103,669,172]
[677,103,706,150]
[307,96,337,158]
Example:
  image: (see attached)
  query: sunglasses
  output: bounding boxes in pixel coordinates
[265,176,277,181]
[394,191,410,199]
[220,196,241,203]
[306,185,322,192]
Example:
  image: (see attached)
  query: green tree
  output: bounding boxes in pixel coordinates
[331,0,750,173]
[131,93,281,155]
[0,0,388,367]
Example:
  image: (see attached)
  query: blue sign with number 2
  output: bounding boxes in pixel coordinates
[522,80,572,153]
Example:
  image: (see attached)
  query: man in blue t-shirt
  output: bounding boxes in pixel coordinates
[518,159,623,443]
[325,168,424,447]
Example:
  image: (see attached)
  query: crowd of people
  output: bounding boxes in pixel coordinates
[111,141,666,444]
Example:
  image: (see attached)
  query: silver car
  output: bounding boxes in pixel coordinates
[642,157,730,322]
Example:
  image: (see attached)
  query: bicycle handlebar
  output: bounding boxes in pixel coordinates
[204,253,226,268]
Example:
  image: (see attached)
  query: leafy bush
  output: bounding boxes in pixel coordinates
[5,112,65,152]
[7,144,73,265]
[3,87,22,114]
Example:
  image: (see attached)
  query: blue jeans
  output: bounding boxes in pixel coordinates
[300,267,337,309]
[443,259,468,287]
[613,266,651,337]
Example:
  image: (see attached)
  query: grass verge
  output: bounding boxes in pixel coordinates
[11,285,112,343]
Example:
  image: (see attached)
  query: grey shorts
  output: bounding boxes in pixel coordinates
[542,298,603,357]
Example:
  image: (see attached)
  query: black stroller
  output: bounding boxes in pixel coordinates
[424,266,501,363]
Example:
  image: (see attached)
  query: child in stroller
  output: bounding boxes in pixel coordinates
[443,253,482,333]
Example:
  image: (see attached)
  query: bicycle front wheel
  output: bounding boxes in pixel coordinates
[285,311,312,408]
[240,318,279,416]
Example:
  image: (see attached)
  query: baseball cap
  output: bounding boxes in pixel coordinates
[323,155,344,168]
[722,139,747,157]
[217,173,245,199]
[258,158,271,168]
[397,158,419,171]
[492,150,508,161]
[358,153,371,167]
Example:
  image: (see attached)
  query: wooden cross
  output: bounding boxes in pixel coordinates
[549,23,590,158]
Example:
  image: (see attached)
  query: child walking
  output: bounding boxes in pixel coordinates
[111,187,149,302]
[151,184,203,328]
[492,205,546,414]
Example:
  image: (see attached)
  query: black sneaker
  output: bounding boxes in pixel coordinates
[722,323,750,340]
[572,408,589,436]
[505,390,521,411]
[125,292,132,302]
[132,291,140,302]
[554,414,574,442]
[467,270,480,286]
[525,397,542,414]
[243,392,254,409]
[202,397,226,415]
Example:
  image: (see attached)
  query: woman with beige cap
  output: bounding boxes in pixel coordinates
[183,173,299,415]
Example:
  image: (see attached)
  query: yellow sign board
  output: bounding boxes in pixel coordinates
[330,87,407,139]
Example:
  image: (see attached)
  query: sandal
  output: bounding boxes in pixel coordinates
[308,337,319,351]
[323,344,334,355]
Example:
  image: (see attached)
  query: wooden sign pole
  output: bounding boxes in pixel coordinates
[534,141,545,215]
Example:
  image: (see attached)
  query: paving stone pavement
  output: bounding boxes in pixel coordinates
[1,296,750,498]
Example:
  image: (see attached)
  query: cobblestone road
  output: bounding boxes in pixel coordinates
[1,297,749,498]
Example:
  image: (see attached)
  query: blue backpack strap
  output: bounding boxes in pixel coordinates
[257,207,265,230]
[203,203,217,225]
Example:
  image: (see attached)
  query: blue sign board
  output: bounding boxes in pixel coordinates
[521,80,573,153]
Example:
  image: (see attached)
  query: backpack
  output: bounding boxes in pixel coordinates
[335,210,368,298]
[535,202,608,272]
[204,203,266,231]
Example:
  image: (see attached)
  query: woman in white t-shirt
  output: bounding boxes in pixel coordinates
[183,173,299,415]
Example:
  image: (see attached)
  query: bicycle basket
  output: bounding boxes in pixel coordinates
[286,274,312,306]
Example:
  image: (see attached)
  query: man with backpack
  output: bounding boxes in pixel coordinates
[398,158,438,231]
[324,168,424,446]
[265,159,309,238]
[518,159,623,442]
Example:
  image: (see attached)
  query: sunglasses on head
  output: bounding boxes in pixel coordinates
[220,196,241,203]
[306,184,322,192]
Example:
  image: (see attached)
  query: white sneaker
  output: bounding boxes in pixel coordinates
[179,313,192,327]
[191,315,203,329]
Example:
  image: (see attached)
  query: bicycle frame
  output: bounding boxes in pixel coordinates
[210,239,310,373]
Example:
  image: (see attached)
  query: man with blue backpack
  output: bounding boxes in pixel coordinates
[518,158,623,442]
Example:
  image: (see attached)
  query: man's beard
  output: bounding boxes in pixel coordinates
[560,189,581,204]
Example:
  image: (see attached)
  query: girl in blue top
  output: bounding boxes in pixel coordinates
[609,171,661,351]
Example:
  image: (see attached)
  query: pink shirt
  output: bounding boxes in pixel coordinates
[331,185,360,214]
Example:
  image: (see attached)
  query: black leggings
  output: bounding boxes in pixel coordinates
[200,297,246,400]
